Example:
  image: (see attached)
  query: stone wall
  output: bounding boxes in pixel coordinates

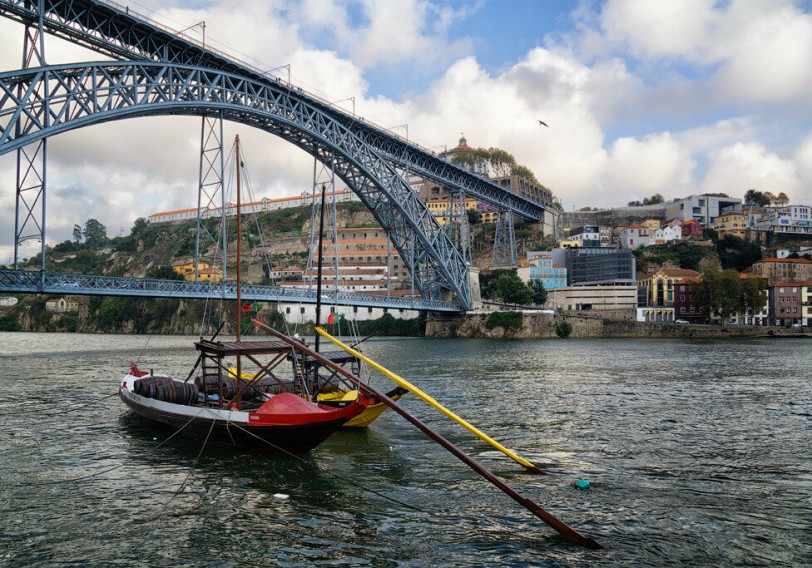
[426,311,784,339]
[559,205,667,229]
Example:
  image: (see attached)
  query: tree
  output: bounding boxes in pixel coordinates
[774,192,790,206]
[643,193,664,205]
[486,147,517,177]
[491,272,533,305]
[530,280,548,305]
[762,191,776,205]
[739,277,767,321]
[744,189,772,207]
[83,218,108,248]
[148,265,185,280]
[72,224,83,243]
[466,208,480,225]
[692,266,744,323]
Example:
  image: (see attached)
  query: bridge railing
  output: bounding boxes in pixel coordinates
[0,269,462,312]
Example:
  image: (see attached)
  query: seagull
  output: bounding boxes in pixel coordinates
[538,120,549,127]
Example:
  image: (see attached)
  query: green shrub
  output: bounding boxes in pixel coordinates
[555,321,573,338]
[485,311,523,330]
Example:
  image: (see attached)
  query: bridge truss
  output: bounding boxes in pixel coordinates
[0,0,545,311]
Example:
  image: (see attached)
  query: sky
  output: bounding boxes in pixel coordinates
[2,0,812,262]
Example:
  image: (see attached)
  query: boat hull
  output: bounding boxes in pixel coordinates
[120,384,364,452]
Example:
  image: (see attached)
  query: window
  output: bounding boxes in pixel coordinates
[300,307,305,314]
[368,307,373,314]
[285,307,291,314]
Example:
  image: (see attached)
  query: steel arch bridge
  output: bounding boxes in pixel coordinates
[0,0,545,312]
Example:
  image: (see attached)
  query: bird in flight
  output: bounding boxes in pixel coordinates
[538,120,548,127]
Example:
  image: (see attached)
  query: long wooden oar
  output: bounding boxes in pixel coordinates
[316,326,547,475]
[253,320,602,549]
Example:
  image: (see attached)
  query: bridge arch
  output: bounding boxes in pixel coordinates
[0,61,474,305]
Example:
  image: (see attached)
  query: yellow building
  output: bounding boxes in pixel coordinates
[801,281,812,326]
[642,219,661,232]
[558,239,582,248]
[713,211,748,239]
[427,197,478,226]
[172,261,223,282]
[638,267,700,307]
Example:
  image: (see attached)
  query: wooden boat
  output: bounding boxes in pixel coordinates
[119,339,373,451]
[119,135,372,451]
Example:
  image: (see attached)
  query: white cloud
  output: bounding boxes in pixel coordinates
[599,0,718,62]
[2,0,812,259]
[700,142,802,198]
[605,133,696,197]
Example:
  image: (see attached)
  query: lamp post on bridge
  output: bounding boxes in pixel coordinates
[330,96,356,117]
[387,124,409,141]
[267,64,291,84]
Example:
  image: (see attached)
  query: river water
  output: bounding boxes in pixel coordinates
[0,332,810,566]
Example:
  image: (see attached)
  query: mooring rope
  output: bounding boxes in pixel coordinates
[0,391,119,417]
[199,406,424,513]
[16,406,208,487]
[155,416,216,519]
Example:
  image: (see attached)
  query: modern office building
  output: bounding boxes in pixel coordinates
[664,194,742,226]
[551,246,636,286]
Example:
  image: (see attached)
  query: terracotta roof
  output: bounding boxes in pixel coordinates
[660,268,701,278]
[677,277,700,283]
[756,257,812,264]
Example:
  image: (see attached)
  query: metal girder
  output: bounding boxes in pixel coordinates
[13,0,47,270]
[0,61,471,307]
[0,268,463,311]
[0,0,544,221]
[195,113,226,281]
[492,209,518,267]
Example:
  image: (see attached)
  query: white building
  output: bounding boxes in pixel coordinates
[619,225,650,250]
[752,205,812,236]
[664,194,742,226]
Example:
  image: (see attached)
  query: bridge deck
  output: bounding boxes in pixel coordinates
[0,270,464,313]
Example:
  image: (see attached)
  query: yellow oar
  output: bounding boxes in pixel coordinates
[315,327,547,475]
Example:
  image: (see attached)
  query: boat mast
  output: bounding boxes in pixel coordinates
[314,183,328,353]
[234,134,243,409]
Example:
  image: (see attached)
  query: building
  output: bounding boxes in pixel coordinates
[45,297,79,313]
[802,282,812,327]
[266,266,303,282]
[278,228,411,294]
[642,219,661,232]
[770,282,803,326]
[619,224,650,250]
[568,225,601,247]
[664,194,742,226]
[636,306,675,323]
[750,258,812,285]
[149,189,360,224]
[751,204,812,237]
[638,268,701,307]
[673,277,703,322]
[172,261,223,282]
[681,219,703,237]
[426,197,479,226]
[551,246,636,286]
[713,211,748,239]
[549,284,638,313]
[518,251,567,290]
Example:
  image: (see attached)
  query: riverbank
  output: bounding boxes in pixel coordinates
[425,311,809,339]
